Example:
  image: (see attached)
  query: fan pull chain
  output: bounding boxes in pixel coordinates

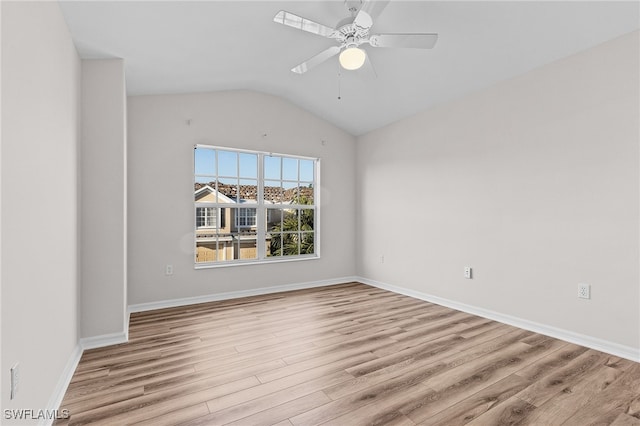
[337,70,342,100]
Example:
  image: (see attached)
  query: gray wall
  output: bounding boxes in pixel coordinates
[356,32,640,351]
[81,59,128,339]
[127,91,357,305]
[1,1,81,414]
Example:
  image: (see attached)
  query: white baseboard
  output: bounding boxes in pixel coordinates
[128,276,359,313]
[79,331,128,350]
[359,276,640,363]
[41,344,83,426]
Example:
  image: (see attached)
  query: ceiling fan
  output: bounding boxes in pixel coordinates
[273,0,438,74]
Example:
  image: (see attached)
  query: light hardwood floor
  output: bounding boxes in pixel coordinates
[56,282,640,425]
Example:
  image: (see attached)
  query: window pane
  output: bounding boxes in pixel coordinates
[220,208,227,229]
[300,185,314,205]
[195,148,216,176]
[218,150,238,177]
[196,208,204,228]
[195,181,217,202]
[196,207,217,228]
[196,227,234,263]
[196,240,218,263]
[269,233,283,257]
[299,159,313,182]
[284,187,298,204]
[283,210,299,231]
[267,208,282,232]
[282,157,298,181]
[218,177,237,203]
[267,207,291,257]
[264,181,283,203]
[282,232,300,256]
[236,231,257,260]
[300,208,314,231]
[264,156,280,180]
[239,179,258,202]
[235,207,257,228]
[286,186,313,205]
[301,232,315,255]
[239,153,257,179]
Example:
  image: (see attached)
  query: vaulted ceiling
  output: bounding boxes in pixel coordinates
[59,1,639,135]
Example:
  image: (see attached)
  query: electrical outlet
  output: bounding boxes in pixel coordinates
[464,267,472,279]
[578,283,590,299]
[10,363,19,400]
[380,255,384,264]
[165,264,173,276]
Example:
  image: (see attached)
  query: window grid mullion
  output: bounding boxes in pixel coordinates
[257,154,266,260]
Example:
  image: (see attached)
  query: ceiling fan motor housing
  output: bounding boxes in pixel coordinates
[335,21,371,47]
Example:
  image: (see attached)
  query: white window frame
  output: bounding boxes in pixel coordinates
[196,206,218,229]
[194,145,320,268]
[235,207,257,228]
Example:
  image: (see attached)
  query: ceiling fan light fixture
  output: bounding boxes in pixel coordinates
[339,47,366,70]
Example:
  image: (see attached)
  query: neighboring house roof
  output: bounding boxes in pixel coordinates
[194,185,235,203]
[194,182,313,204]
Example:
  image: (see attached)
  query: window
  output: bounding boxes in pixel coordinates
[236,208,257,228]
[264,155,316,258]
[196,207,226,229]
[194,146,318,266]
[196,207,216,228]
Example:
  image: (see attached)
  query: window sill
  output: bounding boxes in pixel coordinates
[194,254,320,269]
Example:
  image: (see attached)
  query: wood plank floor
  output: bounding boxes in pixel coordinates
[55,282,640,426]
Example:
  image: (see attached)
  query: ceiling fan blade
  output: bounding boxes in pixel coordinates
[353,10,373,30]
[273,10,338,38]
[359,0,390,21]
[369,33,438,49]
[291,46,342,74]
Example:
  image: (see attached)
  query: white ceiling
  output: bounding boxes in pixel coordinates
[59,1,639,136]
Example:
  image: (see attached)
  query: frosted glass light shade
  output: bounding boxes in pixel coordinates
[339,47,366,70]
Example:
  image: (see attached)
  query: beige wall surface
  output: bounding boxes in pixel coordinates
[357,31,640,351]
[81,59,128,339]
[1,1,81,416]
[127,91,357,304]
